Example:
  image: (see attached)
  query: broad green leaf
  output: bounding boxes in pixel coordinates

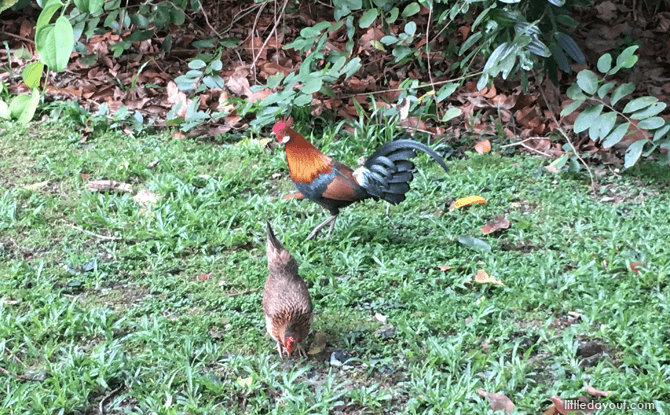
[483,42,509,73]
[458,32,482,55]
[497,50,517,79]
[0,100,9,119]
[597,112,617,140]
[266,73,284,89]
[573,104,602,133]
[622,96,657,114]
[22,62,44,89]
[566,83,586,101]
[624,139,646,169]
[616,45,639,68]
[597,53,611,74]
[386,7,398,22]
[548,43,569,72]
[560,99,584,117]
[188,59,206,69]
[610,82,634,106]
[293,93,312,107]
[302,77,322,94]
[402,2,420,17]
[630,102,666,120]
[50,16,74,72]
[359,8,378,28]
[576,70,598,95]
[342,57,361,79]
[404,21,416,36]
[370,40,385,51]
[436,83,458,102]
[653,125,670,141]
[9,94,30,118]
[73,0,89,13]
[88,0,103,13]
[597,81,615,99]
[620,54,638,69]
[380,35,398,45]
[36,0,63,32]
[13,47,32,60]
[555,31,584,64]
[476,73,490,91]
[526,38,551,57]
[442,107,461,122]
[550,153,569,169]
[18,88,40,124]
[457,235,491,252]
[555,14,578,27]
[637,116,665,130]
[602,122,629,148]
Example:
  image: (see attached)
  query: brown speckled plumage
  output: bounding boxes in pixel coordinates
[263,222,313,358]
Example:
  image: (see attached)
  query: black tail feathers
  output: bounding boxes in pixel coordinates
[358,138,449,205]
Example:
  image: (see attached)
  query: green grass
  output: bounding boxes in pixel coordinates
[1,120,669,414]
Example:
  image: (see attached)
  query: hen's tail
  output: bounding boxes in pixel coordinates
[353,139,449,205]
[266,222,298,275]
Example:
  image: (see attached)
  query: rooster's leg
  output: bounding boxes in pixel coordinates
[306,214,338,240]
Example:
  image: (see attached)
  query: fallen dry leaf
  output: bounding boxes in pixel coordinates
[547,395,597,415]
[23,181,49,191]
[481,214,510,235]
[583,385,612,397]
[308,330,327,355]
[474,270,504,286]
[438,266,453,271]
[629,262,646,273]
[198,272,212,282]
[476,388,515,414]
[450,196,487,211]
[596,1,616,21]
[474,139,491,154]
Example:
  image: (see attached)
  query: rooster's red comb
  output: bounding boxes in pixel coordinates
[272,118,289,136]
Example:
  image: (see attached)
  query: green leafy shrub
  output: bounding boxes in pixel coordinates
[560,46,670,168]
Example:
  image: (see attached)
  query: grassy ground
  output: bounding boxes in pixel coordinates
[1,120,669,414]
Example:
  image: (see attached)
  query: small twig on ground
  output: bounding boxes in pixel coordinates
[0,33,35,44]
[196,0,222,39]
[0,366,40,382]
[520,142,551,158]
[65,223,122,241]
[500,137,549,148]
[536,73,595,193]
[99,386,122,415]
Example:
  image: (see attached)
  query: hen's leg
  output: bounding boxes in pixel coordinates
[297,343,307,358]
[275,341,285,358]
[306,214,338,240]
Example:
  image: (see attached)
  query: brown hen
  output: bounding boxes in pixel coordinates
[263,222,313,358]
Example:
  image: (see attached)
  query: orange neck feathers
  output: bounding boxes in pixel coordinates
[282,129,333,184]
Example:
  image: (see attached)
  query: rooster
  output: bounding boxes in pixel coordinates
[263,222,313,358]
[272,120,449,240]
